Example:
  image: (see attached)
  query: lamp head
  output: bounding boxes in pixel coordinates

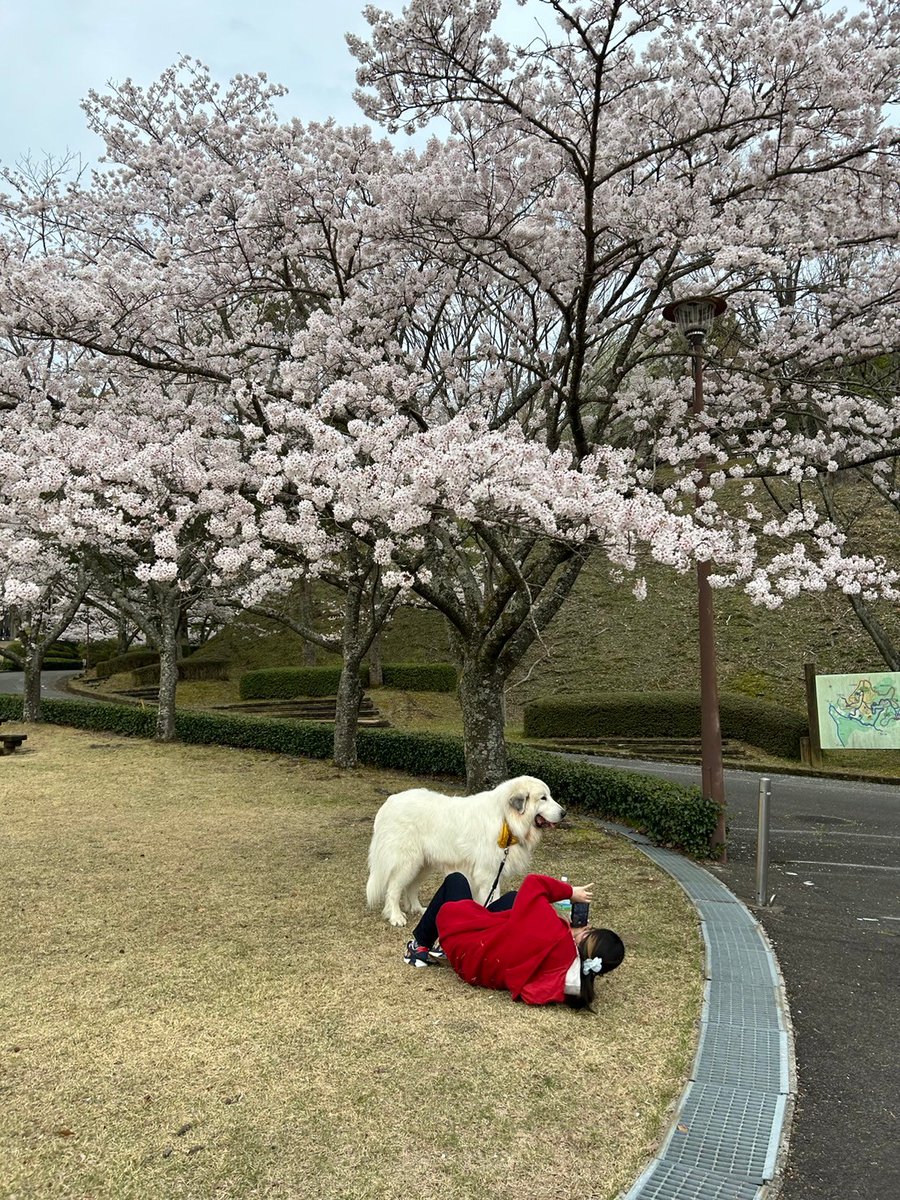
[662,295,727,343]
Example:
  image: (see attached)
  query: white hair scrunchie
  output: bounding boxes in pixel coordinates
[582,956,603,976]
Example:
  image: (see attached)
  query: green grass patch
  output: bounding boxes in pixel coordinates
[0,697,715,856]
[0,725,701,1200]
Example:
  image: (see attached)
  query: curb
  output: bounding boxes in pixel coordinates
[598,820,796,1200]
[532,741,900,788]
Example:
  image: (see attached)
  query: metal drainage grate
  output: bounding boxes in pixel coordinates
[597,817,793,1200]
[694,898,755,928]
[700,923,779,987]
[622,1158,762,1200]
[703,981,785,1032]
[693,1023,790,1093]
[640,849,739,902]
[659,1082,786,1180]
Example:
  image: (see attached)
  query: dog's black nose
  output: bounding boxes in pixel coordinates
[559,807,567,820]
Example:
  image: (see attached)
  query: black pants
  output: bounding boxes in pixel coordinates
[412,871,517,948]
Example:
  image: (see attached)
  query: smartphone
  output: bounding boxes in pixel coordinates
[570,901,590,928]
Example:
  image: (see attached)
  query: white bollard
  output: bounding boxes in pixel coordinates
[756,776,772,906]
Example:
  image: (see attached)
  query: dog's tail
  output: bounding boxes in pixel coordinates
[365,870,384,910]
[365,830,386,910]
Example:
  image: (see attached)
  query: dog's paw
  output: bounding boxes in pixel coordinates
[387,914,408,927]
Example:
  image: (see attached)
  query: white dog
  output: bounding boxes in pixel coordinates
[366,774,566,926]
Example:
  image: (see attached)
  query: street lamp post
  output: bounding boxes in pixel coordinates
[662,295,728,857]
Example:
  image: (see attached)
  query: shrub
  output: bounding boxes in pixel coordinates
[0,695,716,857]
[81,640,120,669]
[0,695,156,737]
[130,659,229,686]
[379,663,457,693]
[523,691,808,761]
[0,641,83,671]
[50,639,80,654]
[507,745,719,858]
[239,665,370,700]
[95,649,159,679]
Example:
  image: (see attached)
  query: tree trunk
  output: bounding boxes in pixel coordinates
[116,615,132,656]
[155,603,180,742]
[176,609,190,660]
[368,629,384,688]
[333,657,364,768]
[299,582,317,666]
[418,539,586,791]
[846,592,900,671]
[21,649,44,723]
[457,659,509,791]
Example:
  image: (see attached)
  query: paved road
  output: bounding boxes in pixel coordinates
[575,753,900,1200]
[0,669,90,701]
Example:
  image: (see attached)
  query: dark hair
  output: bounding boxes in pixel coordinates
[564,928,625,1011]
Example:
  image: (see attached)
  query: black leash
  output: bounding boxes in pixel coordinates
[484,846,511,908]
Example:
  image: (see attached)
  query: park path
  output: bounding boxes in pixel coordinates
[0,668,92,702]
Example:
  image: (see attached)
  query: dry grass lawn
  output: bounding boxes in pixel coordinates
[0,725,702,1200]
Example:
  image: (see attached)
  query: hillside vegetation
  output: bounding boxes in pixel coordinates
[201,555,898,716]
[183,553,900,777]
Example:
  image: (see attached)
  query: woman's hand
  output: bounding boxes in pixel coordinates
[571,884,593,904]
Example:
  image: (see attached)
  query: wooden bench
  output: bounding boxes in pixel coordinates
[0,734,27,755]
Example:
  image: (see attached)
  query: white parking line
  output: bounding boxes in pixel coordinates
[785,860,900,872]
[730,827,900,841]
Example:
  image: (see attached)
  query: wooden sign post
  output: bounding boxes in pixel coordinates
[803,662,825,769]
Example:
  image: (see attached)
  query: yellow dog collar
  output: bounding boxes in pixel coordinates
[498,821,519,849]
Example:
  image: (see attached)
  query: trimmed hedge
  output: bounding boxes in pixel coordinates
[239,666,370,700]
[0,695,717,857]
[0,640,83,671]
[1,657,83,672]
[81,640,122,669]
[2,662,84,672]
[0,695,157,737]
[51,639,80,654]
[379,663,457,693]
[95,649,159,679]
[180,657,229,683]
[130,658,230,686]
[523,691,808,761]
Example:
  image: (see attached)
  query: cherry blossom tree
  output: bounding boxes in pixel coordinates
[2,3,898,787]
[0,370,294,739]
[0,538,89,721]
[341,0,900,783]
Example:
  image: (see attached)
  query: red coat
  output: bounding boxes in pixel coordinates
[436,874,577,1005]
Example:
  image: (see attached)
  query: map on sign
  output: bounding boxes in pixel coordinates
[816,672,900,750]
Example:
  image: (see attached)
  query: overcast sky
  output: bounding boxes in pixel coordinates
[0,1,874,169]
[0,0,544,168]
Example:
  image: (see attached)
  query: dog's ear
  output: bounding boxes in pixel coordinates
[509,793,528,814]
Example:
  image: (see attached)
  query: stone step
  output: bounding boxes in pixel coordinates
[538,736,750,761]
[209,696,388,727]
[226,700,379,716]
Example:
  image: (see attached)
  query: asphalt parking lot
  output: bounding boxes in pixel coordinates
[582,755,900,1200]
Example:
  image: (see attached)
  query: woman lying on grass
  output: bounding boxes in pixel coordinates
[404,872,624,1009]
